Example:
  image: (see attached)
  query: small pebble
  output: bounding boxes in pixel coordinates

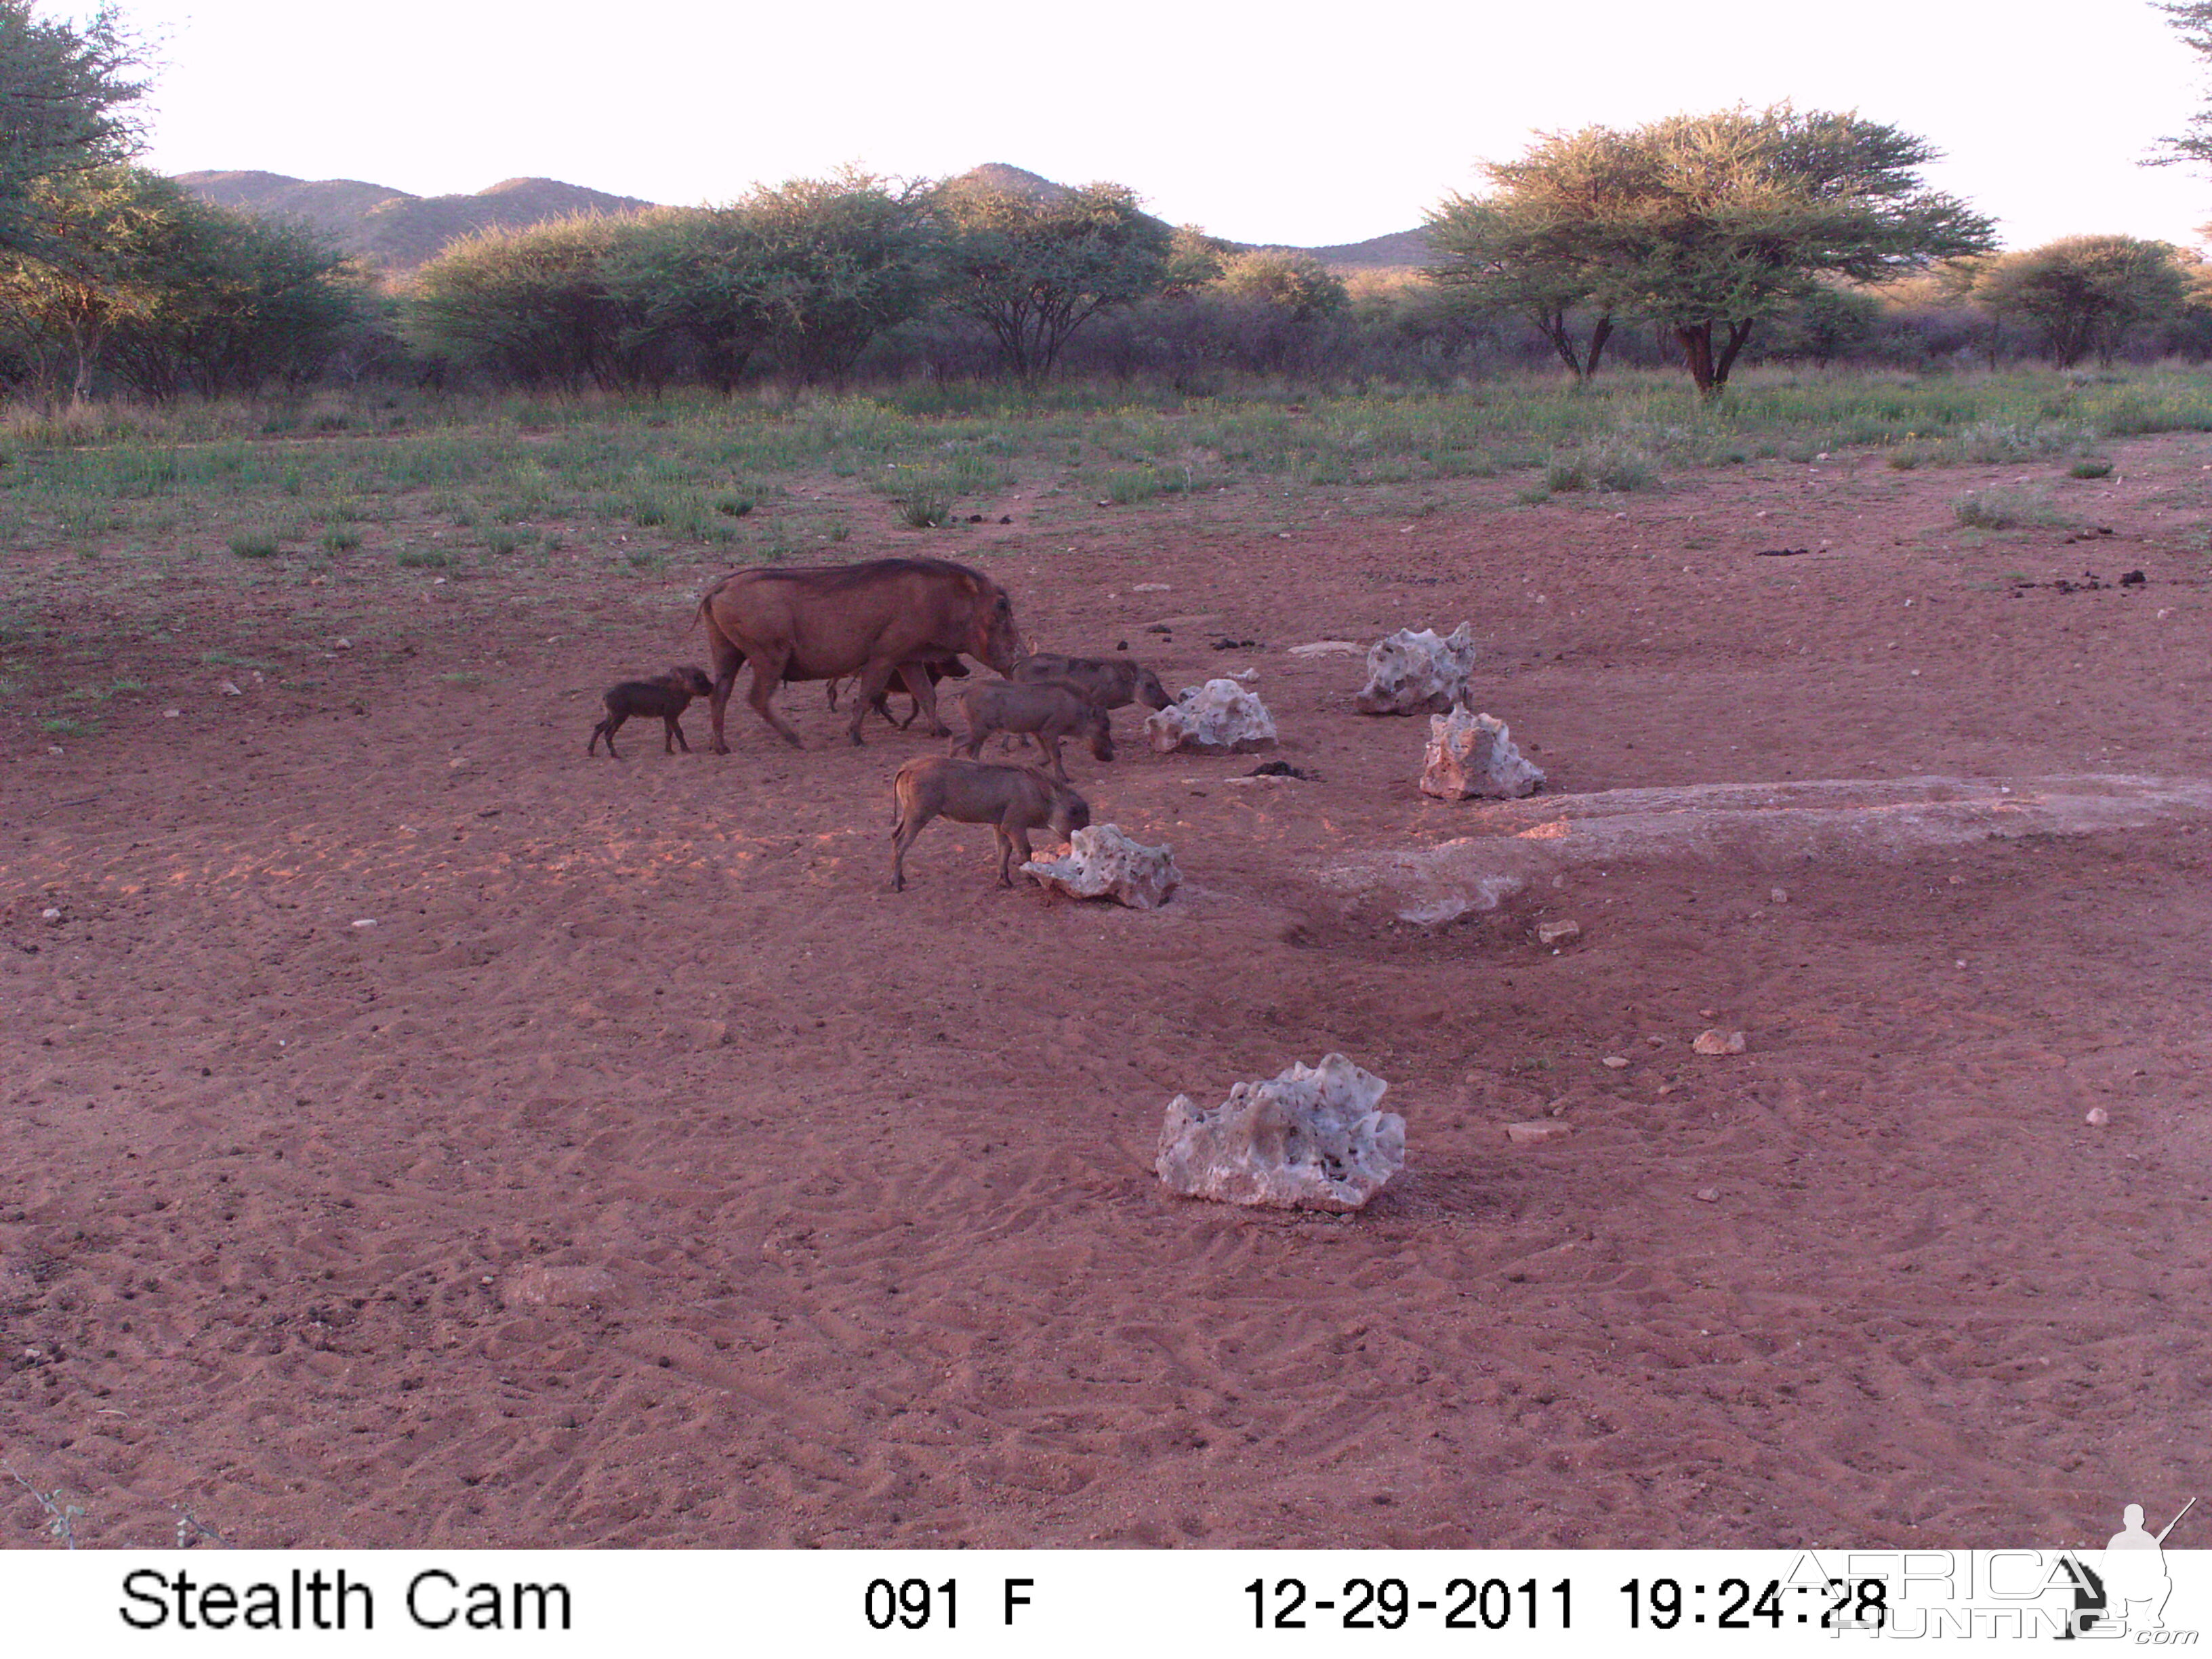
[1693,1028,1748,1056]
[351,918,377,929]
[2086,1107,2110,1126]
[1601,1056,1630,1070]
[1694,1187,1721,1203]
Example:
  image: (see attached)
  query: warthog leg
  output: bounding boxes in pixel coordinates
[994,819,1037,888]
[742,649,804,748]
[890,800,935,891]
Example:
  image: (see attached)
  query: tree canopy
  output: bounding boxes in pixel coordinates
[1961,235,2192,367]
[0,167,368,399]
[1429,105,1996,393]
[939,181,1172,382]
[0,1,146,262]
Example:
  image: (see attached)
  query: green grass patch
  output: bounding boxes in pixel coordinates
[227,531,280,559]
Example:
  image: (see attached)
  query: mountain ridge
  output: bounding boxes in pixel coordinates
[172,165,1429,274]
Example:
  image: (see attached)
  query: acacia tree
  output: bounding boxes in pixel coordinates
[1214,249,1348,320]
[410,217,661,390]
[0,1,146,261]
[1425,178,1618,382]
[1435,106,1995,395]
[739,171,940,382]
[0,167,365,398]
[602,207,768,392]
[1965,236,2190,366]
[2150,1,2212,174]
[940,182,1172,382]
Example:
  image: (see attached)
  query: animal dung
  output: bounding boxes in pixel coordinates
[1145,679,1278,754]
[1419,708,1546,801]
[1155,1053,1405,1212]
[1355,623,1477,715]
[1023,824,1181,909]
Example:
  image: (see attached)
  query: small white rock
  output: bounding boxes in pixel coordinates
[1145,680,1277,754]
[1536,919,1580,947]
[351,918,377,929]
[1421,709,1544,801]
[2086,1107,2110,1126]
[218,680,243,696]
[1601,1055,1630,1070]
[1506,1120,1572,1144]
[162,708,181,718]
[1357,623,1477,716]
[41,907,61,923]
[1132,582,1171,593]
[1692,1028,1748,1056]
[1694,1187,1721,1203]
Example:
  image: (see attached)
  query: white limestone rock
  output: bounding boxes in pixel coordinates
[1145,678,1277,754]
[1023,824,1181,909]
[1355,623,1478,715]
[1156,1054,1405,1212]
[1419,708,1545,801]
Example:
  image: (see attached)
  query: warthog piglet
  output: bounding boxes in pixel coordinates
[890,757,1090,890]
[825,656,968,729]
[951,681,1113,781]
[588,665,716,758]
[1012,652,1173,712]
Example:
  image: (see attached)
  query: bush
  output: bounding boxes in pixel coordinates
[410,216,667,391]
[2067,457,2114,478]
[1955,489,2067,529]
[227,530,278,558]
[897,492,953,528]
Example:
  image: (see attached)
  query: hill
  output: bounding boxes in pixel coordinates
[1299,228,1431,271]
[173,171,657,271]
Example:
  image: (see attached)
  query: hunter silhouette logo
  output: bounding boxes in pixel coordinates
[2061,1496,2195,1639]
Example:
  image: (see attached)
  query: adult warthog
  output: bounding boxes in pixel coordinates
[697,557,1023,750]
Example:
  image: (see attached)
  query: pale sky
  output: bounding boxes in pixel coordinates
[100,0,2212,251]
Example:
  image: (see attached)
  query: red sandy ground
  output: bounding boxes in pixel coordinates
[3,436,2209,1550]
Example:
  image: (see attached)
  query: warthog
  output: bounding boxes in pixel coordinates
[1011,652,1174,712]
[825,656,968,729]
[697,557,1022,750]
[889,757,1090,891]
[588,666,716,758]
[950,681,1113,782]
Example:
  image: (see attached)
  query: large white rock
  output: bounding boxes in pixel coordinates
[1420,708,1545,800]
[1156,1054,1405,1212]
[1355,623,1478,715]
[1023,824,1181,909]
[1145,678,1277,754]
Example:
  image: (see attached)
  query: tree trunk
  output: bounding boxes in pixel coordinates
[1585,312,1614,379]
[1711,319,1757,390]
[1533,308,1614,382]
[1675,323,1717,395]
